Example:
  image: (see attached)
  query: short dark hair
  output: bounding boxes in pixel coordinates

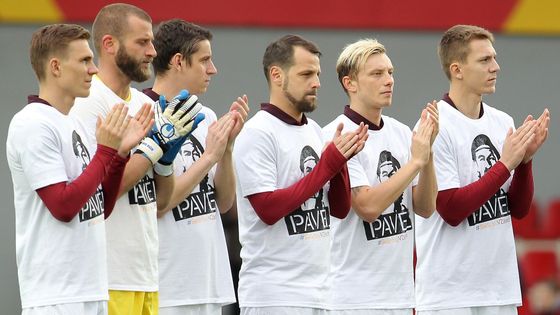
[30,24,90,81]
[262,34,321,83]
[300,145,319,173]
[92,3,151,53]
[438,25,494,80]
[376,150,401,177]
[471,134,500,161]
[152,19,212,76]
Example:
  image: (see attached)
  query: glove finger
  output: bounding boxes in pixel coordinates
[166,90,190,116]
[192,112,205,130]
[177,112,205,137]
[176,108,202,130]
[174,95,201,119]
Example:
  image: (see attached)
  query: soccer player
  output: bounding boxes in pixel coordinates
[233,34,367,315]
[414,25,550,315]
[144,19,248,315]
[70,4,202,315]
[7,23,152,315]
[322,38,438,315]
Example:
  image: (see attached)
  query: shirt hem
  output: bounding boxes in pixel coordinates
[22,294,108,309]
[159,297,236,308]
[108,285,158,292]
[415,299,521,311]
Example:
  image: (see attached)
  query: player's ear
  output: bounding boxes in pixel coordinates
[450,62,462,80]
[49,57,62,78]
[171,53,183,71]
[101,34,117,55]
[269,65,283,87]
[342,76,356,93]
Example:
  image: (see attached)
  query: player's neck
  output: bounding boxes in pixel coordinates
[349,100,382,127]
[448,84,483,119]
[96,62,132,101]
[152,75,187,101]
[269,94,304,123]
[38,85,74,115]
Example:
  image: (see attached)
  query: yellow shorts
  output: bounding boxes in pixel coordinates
[108,290,159,315]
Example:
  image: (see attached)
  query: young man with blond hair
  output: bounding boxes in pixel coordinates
[323,38,438,315]
[415,24,550,315]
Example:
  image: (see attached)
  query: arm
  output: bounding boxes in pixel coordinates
[354,110,434,222]
[436,114,537,226]
[352,160,422,222]
[155,173,174,211]
[328,164,351,219]
[214,150,236,214]
[412,153,438,218]
[436,161,511,226]
[101,154,129,219]
[37,145,116,222]
[215,96,250,214]
[117,153,153,197]
[157,112,235,217]
[247,143,346,225]
[507,160,534,219]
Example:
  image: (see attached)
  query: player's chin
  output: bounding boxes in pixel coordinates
[76,89,91,98]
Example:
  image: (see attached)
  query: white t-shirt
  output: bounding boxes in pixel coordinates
[234,109,331,309]
[415,100,520,311]
[323,113,416,310]
[7,100,107,308]
[158,106,235,307]
[71,77,159,292]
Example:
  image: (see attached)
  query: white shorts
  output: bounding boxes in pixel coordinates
[241,306,328,315]
[416,305,517,315]
[329,309,412,315]
[22,301,107,315]
[159,303,222,315]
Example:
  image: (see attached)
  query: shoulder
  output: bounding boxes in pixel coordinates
[483,103,514,124]
[383,115,411,133]
[131,87,155,104]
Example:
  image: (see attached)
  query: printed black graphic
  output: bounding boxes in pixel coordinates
[80,187,105,222]
[72,130,104,221]
[363,150,412,240]
[172,135,218,221]
[72,131,91,171]
[285,146,330,235]
[128,175,156,205]
[467,135,509,226]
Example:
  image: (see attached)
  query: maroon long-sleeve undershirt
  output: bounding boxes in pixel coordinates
[247,142,350,225]
[436,160,534,226]
[36,145,125,222]
[101,154,129,219]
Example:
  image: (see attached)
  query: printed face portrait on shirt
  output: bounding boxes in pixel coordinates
[300,145,323,211]
[376,150,400,183]
[72,130,91,170]
[471,134,500,178]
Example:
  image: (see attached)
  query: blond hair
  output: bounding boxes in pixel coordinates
[336,39,386,93]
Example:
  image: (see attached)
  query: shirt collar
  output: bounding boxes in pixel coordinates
[260,103,308,126]
[343,105,383,130]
